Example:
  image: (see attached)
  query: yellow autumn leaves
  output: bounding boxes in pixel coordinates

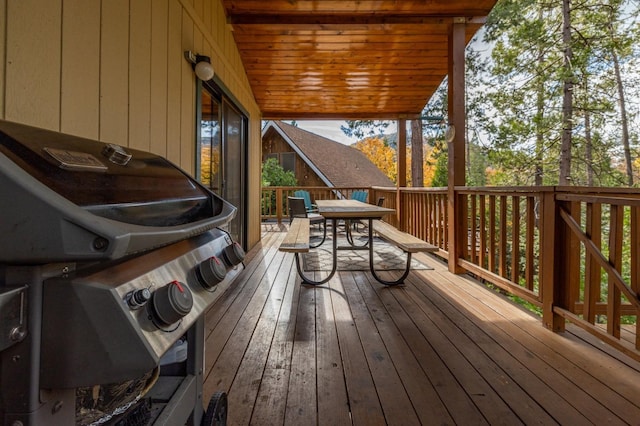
[353,136,442,187]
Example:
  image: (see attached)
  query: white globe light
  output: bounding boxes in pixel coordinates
[444,124,456,143]
[195,60,214,81]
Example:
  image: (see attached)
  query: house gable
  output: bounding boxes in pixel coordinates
[262,121,394,189]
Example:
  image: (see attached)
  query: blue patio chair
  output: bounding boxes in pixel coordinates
[349,190,369,231]
[350,190,368,203]
[294,190,317,212]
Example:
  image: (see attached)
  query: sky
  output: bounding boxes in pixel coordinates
[293,120,398,146]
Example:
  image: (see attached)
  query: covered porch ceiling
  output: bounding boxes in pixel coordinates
[222,0,497,120]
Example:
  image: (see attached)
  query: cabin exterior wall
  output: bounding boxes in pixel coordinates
[0,0,262,248]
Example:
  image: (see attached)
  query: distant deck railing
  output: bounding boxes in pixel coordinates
[261,185,640,360]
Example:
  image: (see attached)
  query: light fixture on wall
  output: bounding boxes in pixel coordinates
[444,124,456,143]
[184,51,215,81]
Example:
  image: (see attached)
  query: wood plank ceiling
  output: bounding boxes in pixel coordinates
[222,1,497,120]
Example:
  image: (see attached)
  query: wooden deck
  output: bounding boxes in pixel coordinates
[202,224,640,425]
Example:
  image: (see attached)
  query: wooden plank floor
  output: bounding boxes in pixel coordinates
[202,225,640,425]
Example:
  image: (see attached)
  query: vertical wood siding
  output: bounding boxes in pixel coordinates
[5,0,62,130]
[129,0,152,153]
[0,0,6,118]
[150,0,169,157]
[61,0,100,139]
[100,0,130,145]
[0,0,262,248]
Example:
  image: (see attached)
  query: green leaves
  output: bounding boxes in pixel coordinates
[261,158,297,187]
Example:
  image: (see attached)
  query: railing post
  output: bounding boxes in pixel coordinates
[540,188,567,332]
[446,21,466,274]
[447,188,466,274]
[276,188,283,225]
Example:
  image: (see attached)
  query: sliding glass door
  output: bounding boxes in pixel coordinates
[197,84,247,246]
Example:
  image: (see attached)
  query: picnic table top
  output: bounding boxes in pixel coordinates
[315,199,395,219]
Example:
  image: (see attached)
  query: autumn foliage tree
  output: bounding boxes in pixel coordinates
[354,137,398,183]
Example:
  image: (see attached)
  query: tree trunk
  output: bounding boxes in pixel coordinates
[585,107,594,187]
[559,0,573,185]
[411,119,424,187]
[535,12,545,187]
[609,21,633,186]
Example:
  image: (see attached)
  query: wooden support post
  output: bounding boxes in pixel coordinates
[397,119,406,229]
[541,189,566,332]
[447,21,466,274]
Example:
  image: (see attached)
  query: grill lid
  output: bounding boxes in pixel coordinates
[0,120,236,263]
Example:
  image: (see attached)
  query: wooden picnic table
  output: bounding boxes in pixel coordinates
[280,199,436,286]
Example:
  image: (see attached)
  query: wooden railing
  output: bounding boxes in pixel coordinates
[261,185,640,360]
[261,186,371,223]
[546,187,640,358]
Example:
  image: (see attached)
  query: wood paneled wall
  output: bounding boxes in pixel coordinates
[0,0,262,248]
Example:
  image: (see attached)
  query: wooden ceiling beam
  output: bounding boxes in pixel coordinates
[262,111,424,120]
[228,14,486,26]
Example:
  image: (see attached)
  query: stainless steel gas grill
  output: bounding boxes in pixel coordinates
[0,120,243,425]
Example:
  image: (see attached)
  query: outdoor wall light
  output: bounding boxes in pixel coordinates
[184,51,214,81]
[445,124,456,143]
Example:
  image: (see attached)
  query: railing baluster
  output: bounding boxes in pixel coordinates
[584,202,601,323]
[568,201,582,313]
[511,196,520,285]
[470,194,477,264]
[526,197,535,292]
[489,196,496,274]
[608,204,623,338]
[632,206,640,349]
[479,194,486,270]
[499,195,507,278]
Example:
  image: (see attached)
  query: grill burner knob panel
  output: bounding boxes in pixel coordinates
[222,242,245,267]
[197,256,227,289]
[127,288,151,309]
[150,280,193,326]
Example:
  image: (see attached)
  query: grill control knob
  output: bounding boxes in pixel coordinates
[150,281,193,326]
[222,242,245,267]
[197,256,227,289]
[127,288,151,309]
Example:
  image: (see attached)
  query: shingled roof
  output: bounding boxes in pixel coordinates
[263,121,394,188]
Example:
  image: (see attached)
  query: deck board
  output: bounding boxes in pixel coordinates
[352,272,456,425]
[417,268,637,424]
[316,275,351,426]
[328,274,388,425]
[250,255,300,425]
[344,272,421,426]
[404,271,590,424]
[202,225,640,425]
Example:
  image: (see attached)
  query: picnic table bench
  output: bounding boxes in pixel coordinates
[279,217,321,284]
[279,214,438,286]
[368,220,438,254]
[279,218,310,254]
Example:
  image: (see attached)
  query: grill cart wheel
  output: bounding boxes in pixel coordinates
[202,391,227,426]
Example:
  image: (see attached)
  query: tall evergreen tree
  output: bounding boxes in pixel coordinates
[478,0,638,187]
